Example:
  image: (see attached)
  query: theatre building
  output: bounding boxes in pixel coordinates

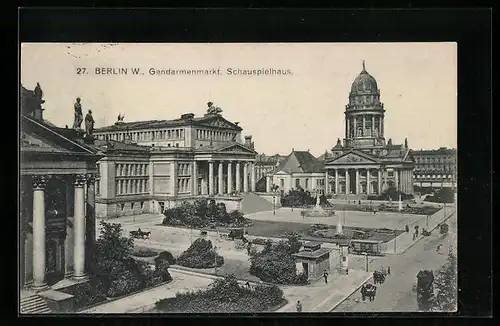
[323,62,415,197]
[20,85,102,312]
[92,103,258,218]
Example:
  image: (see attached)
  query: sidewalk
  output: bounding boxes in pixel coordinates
[276,269,371,312]
[383,206,456,255]
[80,270,213,314]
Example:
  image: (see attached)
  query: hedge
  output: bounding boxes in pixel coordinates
[177,238,224,269]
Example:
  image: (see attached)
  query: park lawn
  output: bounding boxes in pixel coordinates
[172,258,260,282]
[245,220,313,238]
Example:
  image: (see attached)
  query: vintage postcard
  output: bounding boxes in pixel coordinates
[19,42,457,314]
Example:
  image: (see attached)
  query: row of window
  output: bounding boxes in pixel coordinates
[414,174,455,179]
[414,156,456,164]
[116,179,149,195]
[98,129,186,143]
[178,163,191,176]
[415,166,456,172]
[116,163,149,177]
[177,178,191,193]
[196,129,235,141]
[117,201,145,212]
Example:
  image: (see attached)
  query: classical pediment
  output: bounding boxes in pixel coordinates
[327,151,378,165]
[216,143,256,154]
[21,116,98,155]
[198,116,241,130]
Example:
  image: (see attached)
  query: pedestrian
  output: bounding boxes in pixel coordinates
[387,266,391,275]
[371,285,377,301]
[373,271,377,284]
[412,232,416,240]
[405,224,409,233]
[296,300,302,312]
[361,285,366,301]
[323,271,329,284]
[358,200,361,205]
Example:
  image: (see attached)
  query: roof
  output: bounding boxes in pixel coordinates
[412,148,457,155]
[93,139,151,153]
[94,113,242,132]
[293,248,331,259]
[272,150,325,174]
[350,61,379,95]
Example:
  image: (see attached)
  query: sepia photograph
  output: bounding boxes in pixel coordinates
[19,42,458,314]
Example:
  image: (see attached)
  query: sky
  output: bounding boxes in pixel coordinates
[21,43,457,157]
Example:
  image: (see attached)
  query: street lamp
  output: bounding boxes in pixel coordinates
[271,185,279,215]
[213,246,218,274]
[363,252,369,272]
[394,229,397,254]
[426,215,429,229]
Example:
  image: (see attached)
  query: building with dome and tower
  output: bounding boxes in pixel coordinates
[322,61,415,198]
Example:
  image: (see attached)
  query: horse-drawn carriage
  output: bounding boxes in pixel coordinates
[362,283,377,301]
[129,228,151,239]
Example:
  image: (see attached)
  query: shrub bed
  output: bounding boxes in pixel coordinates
[155,274,285,313]
[249,239,308,285]
[251,238,273,246]
[132,249,158,258]
[177,238,224,269]
[302,208,336,217]
[63,280,107,310]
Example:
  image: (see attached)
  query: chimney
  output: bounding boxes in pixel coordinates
[244,135,252,148]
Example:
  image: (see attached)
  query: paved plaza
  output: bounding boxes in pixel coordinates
[246,207,426,231]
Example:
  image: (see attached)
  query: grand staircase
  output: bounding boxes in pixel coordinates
[240,193,274,214]
[20,294,52,314]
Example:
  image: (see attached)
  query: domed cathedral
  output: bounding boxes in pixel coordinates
[344,60,386,153]
[323,62,415,199]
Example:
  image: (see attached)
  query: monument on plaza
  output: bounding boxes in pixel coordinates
[398,193,403,211]
[337,216,343,235]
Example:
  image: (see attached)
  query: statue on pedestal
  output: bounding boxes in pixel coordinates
[85,110,95,136]
[73,97,83,129]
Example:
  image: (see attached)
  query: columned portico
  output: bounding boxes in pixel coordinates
[218,162,224,195]
[192,161,198,195]
[32,176,48,291]
[73,174,87,281]
[335,169,339,194]
[235,162,241,192]
[227,162,233,194]
[250,162,256,192]
[208,161,214,195]
[243,162,249,193]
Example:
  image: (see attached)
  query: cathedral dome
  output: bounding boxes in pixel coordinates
[350,61,379,94]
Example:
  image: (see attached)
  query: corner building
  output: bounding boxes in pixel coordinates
[93,108,258,218]
[323,62,415,197]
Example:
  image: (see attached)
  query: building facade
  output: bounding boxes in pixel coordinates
[323,62,415,197]
[20,86,102,293]
[255,153,287,180]
[265,150,326,195]
[412,147,457,189]
[93,104,258,218]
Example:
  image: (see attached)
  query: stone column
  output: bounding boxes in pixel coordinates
[218,161,224,195]
[243,162,249,193]
[381,119,384,137]
[371,115,375,136]
[64,178,75,277]
[353,117,357,137]
[73,174,87,280]
[367,169,371,195]
[192,161,198,195]
[346,118,349,139]
[85,174,96,275]
[235,162,241,192]
[170,162,178,197]
[384,169,388,191]
[395,169,399,191]
[378,169,382,194]
[335,169,339,194]
[362,116,366,136]
[227,161,233,194]
[201,164,208,195]
[324,171,329,195]
[345,169,350,194]
[209,161,214,195]
[355,168,359,194]
[251,163,256,192]
[32,175,48,291]
[266,175,272,193]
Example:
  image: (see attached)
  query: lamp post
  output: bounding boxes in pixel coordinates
[426,215,429,229]
[394,229,397,254]
[271,185,279,215]
[214,246,218,274]
[363,252,369,272]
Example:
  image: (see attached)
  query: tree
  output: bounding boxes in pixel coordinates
[216,202,229,223]
[429,251,458,312]
[207,199,218,221]
[96,221,134,262]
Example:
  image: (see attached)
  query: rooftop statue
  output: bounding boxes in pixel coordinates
[72,97,83,129]
[206,101,223,115]
[85,110,95,136]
